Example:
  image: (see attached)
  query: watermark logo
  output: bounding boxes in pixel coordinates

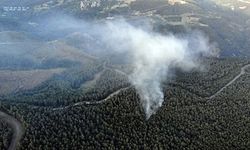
[3,6,30,12]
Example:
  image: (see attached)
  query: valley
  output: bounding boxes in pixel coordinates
[1,0,250,149]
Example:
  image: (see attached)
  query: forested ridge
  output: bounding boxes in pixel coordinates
[1,0,250,149]
[1,57,250,149]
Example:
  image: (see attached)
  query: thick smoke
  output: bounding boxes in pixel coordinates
[100,20,214,119]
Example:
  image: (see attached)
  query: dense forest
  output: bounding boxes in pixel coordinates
[1,0,250,149]
[0,120,12,150]
[173,58,249,97]
[1,57,250,149]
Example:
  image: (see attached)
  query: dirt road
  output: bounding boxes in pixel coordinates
[209,64,250,99]
[0,111,23,150]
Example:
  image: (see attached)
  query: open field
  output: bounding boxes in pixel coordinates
[0,68,65,95]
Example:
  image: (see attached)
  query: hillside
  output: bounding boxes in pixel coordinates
[1,0,250,149]
[1,57,250,149]
[0,68,65,95]
[210,0,250,15]
[2,0,249,57]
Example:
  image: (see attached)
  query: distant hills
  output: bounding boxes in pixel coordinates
[210,0,250,15]
[1,0,250,57]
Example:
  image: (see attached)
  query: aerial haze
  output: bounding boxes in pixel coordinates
[0,0,250,149]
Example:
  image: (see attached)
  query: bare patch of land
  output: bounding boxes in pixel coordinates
[0,68,65,95]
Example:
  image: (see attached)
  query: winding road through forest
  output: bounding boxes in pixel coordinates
[0,111,23,150]
[52,64,250,110]
[1,64,250,150]
[208,64,250,99]
[52,63,130,111]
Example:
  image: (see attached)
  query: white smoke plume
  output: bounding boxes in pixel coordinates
[42,16,215,119]
[100,20,214,119]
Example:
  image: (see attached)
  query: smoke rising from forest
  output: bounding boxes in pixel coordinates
[32,16,215,119]
[100,20,214,119]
